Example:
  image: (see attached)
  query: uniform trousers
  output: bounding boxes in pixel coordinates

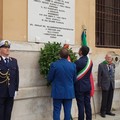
[0,97,14,120]
[53,99,72,120]
[76,91,92,120]
[100,83,114,114]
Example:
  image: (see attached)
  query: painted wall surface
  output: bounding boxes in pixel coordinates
[0,0,3,39]
[1,0,120,119]
[3,0,27,41]
[1,0,95,45]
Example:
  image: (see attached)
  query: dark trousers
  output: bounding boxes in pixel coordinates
[0,97,14,120]
[76,91,92,120]
[53,99,72,120]
[100,84,114,114]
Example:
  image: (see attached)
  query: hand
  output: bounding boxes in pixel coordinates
[47,81,51,87]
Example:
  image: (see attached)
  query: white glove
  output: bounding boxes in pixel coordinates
[14,91,18,98]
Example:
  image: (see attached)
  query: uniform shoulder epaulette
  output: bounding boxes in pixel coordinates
[9,57,12,61]
[9,57,17,61]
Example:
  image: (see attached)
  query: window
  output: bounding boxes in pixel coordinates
[96,0,120,48]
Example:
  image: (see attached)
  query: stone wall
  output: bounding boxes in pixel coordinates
[10,43,120,120]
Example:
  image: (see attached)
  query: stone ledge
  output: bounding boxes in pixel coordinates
[10,41,44,52]
[15,86,51,100]
[10,41,79,52]
[15,80,120,100]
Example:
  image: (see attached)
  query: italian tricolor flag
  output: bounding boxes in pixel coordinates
[80,30,94,97]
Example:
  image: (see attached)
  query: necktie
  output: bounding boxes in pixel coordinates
[108,65,112,75]
[5,58,9,67]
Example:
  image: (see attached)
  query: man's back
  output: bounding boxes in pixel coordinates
[47,58,76,99]
[75,56,93,92]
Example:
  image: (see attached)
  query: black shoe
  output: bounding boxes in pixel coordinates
[106,112,115,116]
[100,113,106,118]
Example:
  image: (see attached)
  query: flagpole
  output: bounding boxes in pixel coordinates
[92,96,96,119]
[82,25,87,31]
[81,26,96,119]
[82,25,87,39]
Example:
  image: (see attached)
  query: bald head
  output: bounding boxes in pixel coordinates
[59,48,69,59]
[105,54,113,64]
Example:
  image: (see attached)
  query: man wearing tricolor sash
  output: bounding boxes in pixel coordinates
[74,46,93,120]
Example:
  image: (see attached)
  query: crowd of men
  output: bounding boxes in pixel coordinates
[48,45,116,120]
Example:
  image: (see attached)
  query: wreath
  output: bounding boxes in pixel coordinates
[39,42,77,78]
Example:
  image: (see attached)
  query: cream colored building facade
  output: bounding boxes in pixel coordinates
[0,0,120,120]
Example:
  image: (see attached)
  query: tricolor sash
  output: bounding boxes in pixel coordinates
[77,58,93,80]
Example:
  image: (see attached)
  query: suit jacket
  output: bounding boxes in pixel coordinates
[98,62,115,90]
[74,56,93,94]
[47,58,76,99]
[0,56,19,97]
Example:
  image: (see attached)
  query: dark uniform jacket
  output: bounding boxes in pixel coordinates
[0,56,19,97]
[98,62,115,90]
[74,56,93,94]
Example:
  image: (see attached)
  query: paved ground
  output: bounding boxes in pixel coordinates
[73,110,120,120]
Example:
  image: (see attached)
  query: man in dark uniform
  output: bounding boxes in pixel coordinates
[74,46,93,120]
[0,40,19,120]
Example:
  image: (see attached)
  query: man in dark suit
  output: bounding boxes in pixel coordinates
[98,54,115,118]
[74,46,93,120]
[0,40,19,120]
[47,48,76,120]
